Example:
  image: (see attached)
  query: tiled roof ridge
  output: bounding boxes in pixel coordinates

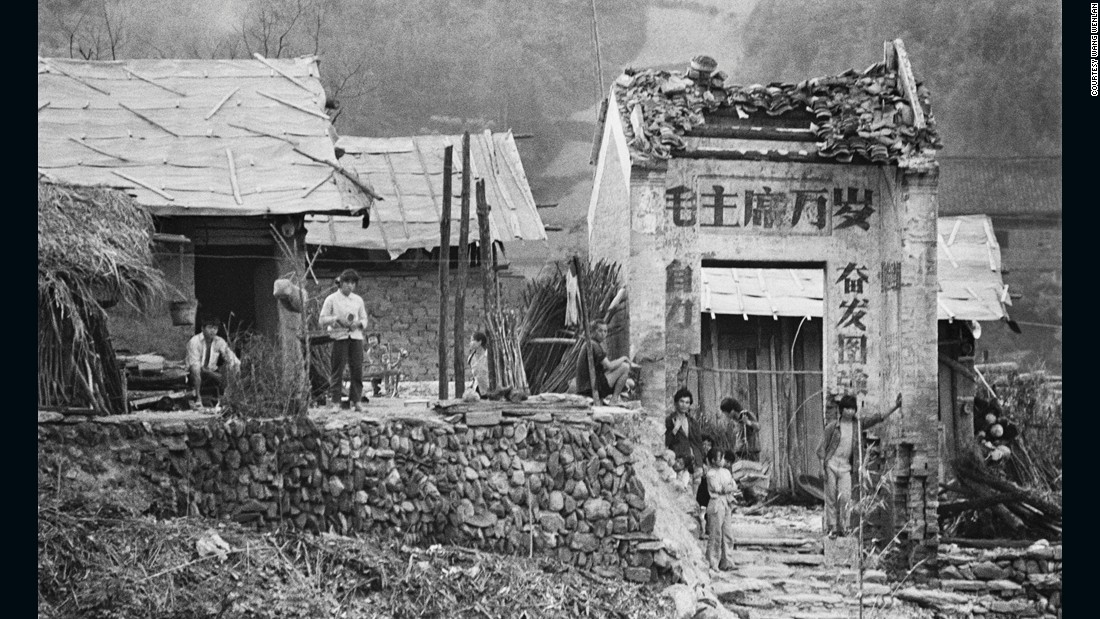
[612,60,942,164]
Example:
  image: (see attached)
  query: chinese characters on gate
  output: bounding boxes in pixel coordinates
[665,179,876,234]
[836,262,870,395]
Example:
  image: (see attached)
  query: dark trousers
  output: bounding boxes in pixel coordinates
[330,339,363,404]
[190,368,226,396]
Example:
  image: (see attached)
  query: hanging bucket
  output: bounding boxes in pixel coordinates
[169,300,198,326]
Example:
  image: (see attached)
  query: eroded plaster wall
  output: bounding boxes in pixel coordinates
[107,239,197,357]
[619,155,941,540]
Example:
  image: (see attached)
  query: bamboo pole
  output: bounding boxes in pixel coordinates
[438,145,454,399]
[572,256,600,403]
[476,179,498,392]
[453,132,471,393]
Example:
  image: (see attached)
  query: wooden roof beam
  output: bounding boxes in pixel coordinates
[683,125,817,142]
[892,39,927,130]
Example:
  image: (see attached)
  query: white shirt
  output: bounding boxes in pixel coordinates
[706,467,734,495]
[829,420,855,474]
[319,290,368,340]
[186,334,239,372]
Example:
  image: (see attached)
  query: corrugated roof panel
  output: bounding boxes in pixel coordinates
[38,56,370,217]
[305,131,546,257]
[702,216,1008,322]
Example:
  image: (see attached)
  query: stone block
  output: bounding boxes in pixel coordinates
[563,494,577,514]
[584,498,611,520]
[540,513,566,533]
[988,599,1034,615]
[572,480,589,500]
[623,567,652,583]
[522,460,546,474]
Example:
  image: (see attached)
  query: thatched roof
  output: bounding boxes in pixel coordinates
[39,179,167,413]
[39,179,165,310]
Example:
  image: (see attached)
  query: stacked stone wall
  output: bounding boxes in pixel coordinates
[928,543,1063,617]
[38,410,672,583]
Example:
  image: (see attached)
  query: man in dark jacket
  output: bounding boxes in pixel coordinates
[817,392,902,536]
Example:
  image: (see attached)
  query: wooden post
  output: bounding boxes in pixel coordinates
[453,132,472,393]
[476,178,498,392]
[437,145,454,400]
[572,256,600,403]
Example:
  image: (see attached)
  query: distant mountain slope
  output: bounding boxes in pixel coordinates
[735,0,1061,156]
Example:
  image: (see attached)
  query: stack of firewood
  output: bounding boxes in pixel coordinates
[487,307,528,394]
[940,450,1061,540]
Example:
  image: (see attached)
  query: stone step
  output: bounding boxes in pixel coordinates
[731,564,795,579]
[733,538,822,553]
[774,552,825,566]
[772,592,846,605]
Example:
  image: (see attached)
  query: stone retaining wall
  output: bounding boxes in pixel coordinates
[38,410,675,584]
[930,542,1062,617]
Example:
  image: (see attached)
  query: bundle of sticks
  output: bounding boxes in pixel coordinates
[487,307,528,393]
[940,450,1062,540]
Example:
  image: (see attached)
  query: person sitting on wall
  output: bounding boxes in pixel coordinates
[665,387,703,475]
[319,269,369,411]
[720,397,760,461]
[816,392,902,537]
[186,316,240,407]
[575,319,633,405]
[466,331,491,398]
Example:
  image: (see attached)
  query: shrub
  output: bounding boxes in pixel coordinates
[221,333,310,418]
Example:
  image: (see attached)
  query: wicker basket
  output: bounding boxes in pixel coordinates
[169,300,197,326]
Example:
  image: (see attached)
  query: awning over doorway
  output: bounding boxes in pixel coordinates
[700,215,1009,322]
[701,268,824,319]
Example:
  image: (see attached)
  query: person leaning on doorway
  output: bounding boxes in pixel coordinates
[817,392,902,537]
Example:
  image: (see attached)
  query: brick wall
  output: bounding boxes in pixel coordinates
[309,268,525,383]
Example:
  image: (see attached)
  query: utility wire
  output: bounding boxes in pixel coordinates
[589,0,605,107]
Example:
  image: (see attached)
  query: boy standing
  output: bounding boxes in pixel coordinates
[817,392,902,536]
[319,270,369,411]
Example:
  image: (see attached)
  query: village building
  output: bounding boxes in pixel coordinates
[37,56,376,365]
[938,156,1062,370]
[304,132,547,381]
[584,41,1014,542]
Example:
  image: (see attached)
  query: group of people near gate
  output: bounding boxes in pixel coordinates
[664,384,906,569]
[663,387,763,571]
[183,268,491,409]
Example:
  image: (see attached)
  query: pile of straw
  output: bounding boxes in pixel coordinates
[38,488,672,618]
[38,180,165,413]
